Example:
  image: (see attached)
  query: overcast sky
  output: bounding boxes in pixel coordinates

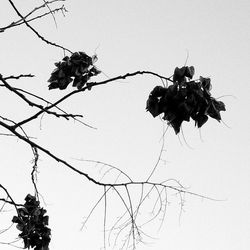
[0,0,250,250]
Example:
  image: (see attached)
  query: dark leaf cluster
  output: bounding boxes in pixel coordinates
[146,66,226,134]
[48,51,101,90]
[12,194,51,250]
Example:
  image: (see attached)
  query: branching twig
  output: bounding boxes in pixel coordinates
[0,185,21,213]
[9,70,172,129]
[75,159,133,182]
[0,1,224,250]
[0,0,65,33]
[81,187,112,230]
[7,0,72,53]
[0,75,94,127]
[0,198,23,207]
[0,118,219,202]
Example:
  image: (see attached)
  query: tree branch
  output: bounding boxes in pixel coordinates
[10,70,172,129]
[7,0,72,53]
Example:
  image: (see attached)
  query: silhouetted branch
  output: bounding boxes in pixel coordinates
[0,185,21,212]
[0,117,218,197]
[7,0,72,53]
[7,70,171,129]
[0,1,66,33]
[0,1,225,249]
[0,199,23,207]
[0,75,93,127]
[3,74,35,80]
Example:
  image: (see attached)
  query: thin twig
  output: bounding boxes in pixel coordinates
[0,0,65,33]
[11,70,172,128]
[7,0,72,53]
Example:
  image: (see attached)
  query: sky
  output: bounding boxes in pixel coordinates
[0,0,250,249]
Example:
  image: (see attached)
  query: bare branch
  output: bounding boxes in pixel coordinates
[3,74,35,80]
[0,75,94,127]
[11,70,172,129]
[81,187,112,230]
[0,117,219,203]
[7,0,72,53]
[0,0,66,33]
[0,1,226,249]
[0,185,20,213]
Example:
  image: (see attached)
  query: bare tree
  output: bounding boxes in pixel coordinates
[0,1,226,249]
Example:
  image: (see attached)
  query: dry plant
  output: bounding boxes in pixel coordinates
[0,1,226,249]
